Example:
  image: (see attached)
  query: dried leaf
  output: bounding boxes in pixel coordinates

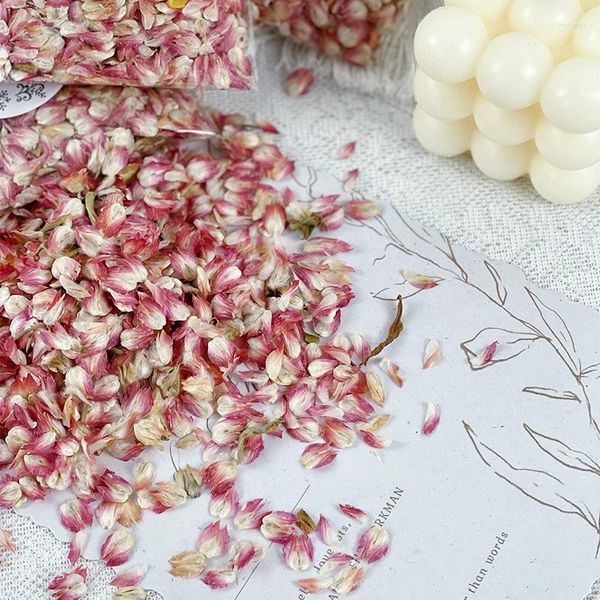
[296,509,317,534]
[364,296,403,364]
[85,192,97,226]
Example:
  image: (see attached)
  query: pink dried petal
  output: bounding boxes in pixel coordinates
[0,529,16,553]
[283,533,314,571]
[478,342,499,367]
[200,568,236,589]
[68,531,87,565]
[316,515,340,547]
[338,503,368,524]
[331,565,365,594]
[48,567,87,600]
[100,528,135,567]
[319,552,354,575]
[284,69,316,96]
[260,511,297,543]
[422,403,441,436]
[334,142,357,161]
[403,271,441,290]
[346,200,380,220]
[301,443,338,470]
[355,525,390,564]
[380,358,403,387]
[423,340,442,369]
[234,498,268,530]
[342,169,360,193]
[358,429,391,449]
[110,565,147,588]
[229,540,265,572]
[197,521,230,559]
[60,498,93,533]
[295,577,332,593]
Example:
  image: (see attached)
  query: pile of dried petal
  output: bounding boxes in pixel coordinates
[0,85,392,594]
[254,0,407,67]
[0,0,252,89]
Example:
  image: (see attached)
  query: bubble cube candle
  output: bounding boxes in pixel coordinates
[413,0,600,204]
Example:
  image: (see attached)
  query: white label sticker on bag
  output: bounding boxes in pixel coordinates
[0,82,62,119]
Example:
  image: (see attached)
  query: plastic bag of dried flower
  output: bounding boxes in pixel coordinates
[253,0,408,68]
[0,0,254,89]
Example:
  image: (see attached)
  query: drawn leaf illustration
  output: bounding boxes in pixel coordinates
[526,288,578,370]
[484,261,507,306]
[524,424,600,477]
[461,328,540,370]
[522,386,580,403]
[464,422,598,529]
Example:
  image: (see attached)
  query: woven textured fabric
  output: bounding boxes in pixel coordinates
[0,508,163,599]
[207,33,600,311]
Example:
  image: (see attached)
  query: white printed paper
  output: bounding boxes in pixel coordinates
[19,166,600,600]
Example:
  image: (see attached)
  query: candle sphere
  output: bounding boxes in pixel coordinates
[414,68,478,121]
[473,95,539,145]
[529,154,600,204]
[535,119,600,170]
[573,7,600,57]
[476,32,554,110]
[413,2,600,203]
[471,132,534,180]
[414,6,490,84]
[540,57,600,134]
[413,106,474,157]
[509,0,583,47]
[444,0,510,22]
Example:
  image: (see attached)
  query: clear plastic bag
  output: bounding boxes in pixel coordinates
[0,0,255,90]
[254,0,407,67]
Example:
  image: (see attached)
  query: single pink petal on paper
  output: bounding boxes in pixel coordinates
[338,503,368,524]
[284,69,315,96]
[358,429,391,449]
[403,270,441,290]
[316,515,340,547]
[260,511,297,543]
[334,141,357,160]
[422,403,441,436]
[295,577,332,593]
[301,443,338,470]
[197,521,230,559]
[200,568,236,589]
[478,341,499,367]
[355,525,390,564]
[380,358,403,387]
[283,533,314,571]
[319,552,355,574]
[331,565,365,594]
[110,564,147,587]
[100,528,135,567]
[423,339,442,369]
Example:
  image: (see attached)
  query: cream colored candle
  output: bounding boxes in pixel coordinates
[413,0,600,204]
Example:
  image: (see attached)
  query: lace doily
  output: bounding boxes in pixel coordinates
[0,508,163,599]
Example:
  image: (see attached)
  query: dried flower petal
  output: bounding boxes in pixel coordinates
[0,529,16,553]
[422,403,441,436]
[355,525,390,564]
[380,358,403,387]
[338,504,368,524]
[284,69,316,96]
[283,533,314,571]
[423,340,442,369]
[295,577,332,593]
[301,443,338,470]
[317,515,340,547]
[403,271,441,290]
[100,528,135,567]
[169,551,207,578]
[335,142,357,161]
